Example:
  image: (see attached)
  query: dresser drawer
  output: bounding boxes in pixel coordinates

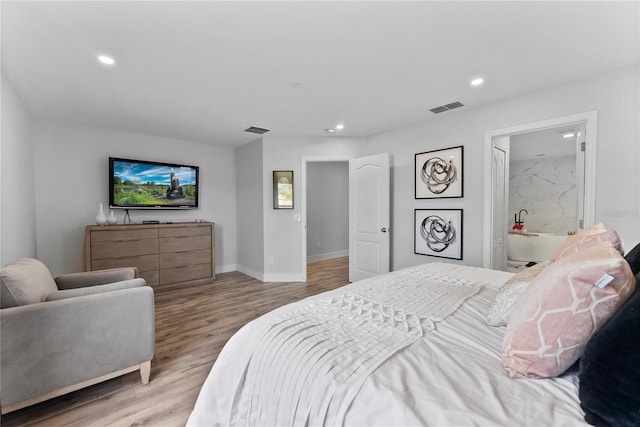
[91,238,158,259]
[159,235,211,253]
[159,264,213,285]
[90,228,158,242]
[159,249,211,269]
[91,254,159,273]
[159,225,211,238]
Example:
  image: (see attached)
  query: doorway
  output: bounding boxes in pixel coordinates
[300,153,390,282]
[306,161,349,263]
[483,111,597,270]
[300,156,352,282]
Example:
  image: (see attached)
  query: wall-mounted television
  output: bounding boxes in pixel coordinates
[109,157,199,209]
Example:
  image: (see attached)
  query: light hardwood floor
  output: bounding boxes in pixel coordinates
[2,257,349,427]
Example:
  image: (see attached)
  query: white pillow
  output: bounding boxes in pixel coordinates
[0,258,58,308]
[486,262,548,326]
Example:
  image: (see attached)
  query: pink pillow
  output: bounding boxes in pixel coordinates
[502,244,636,379]
[550,224,623,262]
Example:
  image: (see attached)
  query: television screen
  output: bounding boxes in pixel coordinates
[109,157,199,209]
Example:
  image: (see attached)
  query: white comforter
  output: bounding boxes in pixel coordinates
[187,263,588,426]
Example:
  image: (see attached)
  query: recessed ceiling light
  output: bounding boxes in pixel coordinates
[98,55,115,65]
[336,124,344,130]
[325,128,336,134]
[471,77,484,86]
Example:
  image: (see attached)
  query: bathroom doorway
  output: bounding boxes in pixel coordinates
[483,111,597,271]
[506,126,582,272]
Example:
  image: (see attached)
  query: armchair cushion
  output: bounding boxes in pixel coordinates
[54,267,138,290]
[45,278,146,302]
[1,258,58,308]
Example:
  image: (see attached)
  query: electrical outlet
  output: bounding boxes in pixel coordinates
[315,241,321,248]
[267,256,274,264]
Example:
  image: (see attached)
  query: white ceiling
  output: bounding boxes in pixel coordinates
[2,1,638,147]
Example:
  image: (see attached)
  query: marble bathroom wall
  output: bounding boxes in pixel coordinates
[509,154,577,234]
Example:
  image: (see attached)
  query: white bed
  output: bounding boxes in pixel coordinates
[187,263,588,426]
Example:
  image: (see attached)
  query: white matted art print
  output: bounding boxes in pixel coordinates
[415,146,463,199]
[414,209,463,260]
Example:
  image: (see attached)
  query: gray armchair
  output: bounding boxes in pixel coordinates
[0,258,155,414]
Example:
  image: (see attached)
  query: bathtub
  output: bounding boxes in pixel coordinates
[507,232,568,262]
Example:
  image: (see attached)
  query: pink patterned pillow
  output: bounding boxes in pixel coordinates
[551,224,623,262]
[502,244,636,379]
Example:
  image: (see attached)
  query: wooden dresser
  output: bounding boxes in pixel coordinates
[84,222,215,286]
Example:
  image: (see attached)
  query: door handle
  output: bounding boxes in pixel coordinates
[381,227,388,233]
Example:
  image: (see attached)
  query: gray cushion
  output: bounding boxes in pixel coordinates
[45,278,146,302]
[54,267,138,290]
[1,258,58,308]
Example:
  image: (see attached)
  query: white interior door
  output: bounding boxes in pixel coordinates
[349,153,390,282]
[491,139,509,271]
[576,124,587,229]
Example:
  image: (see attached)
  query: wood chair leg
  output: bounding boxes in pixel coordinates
[140,360,151,385]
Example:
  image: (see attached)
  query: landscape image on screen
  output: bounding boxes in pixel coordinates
[112,160,197,207]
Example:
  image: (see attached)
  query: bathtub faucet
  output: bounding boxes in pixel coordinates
[515,209,528,226]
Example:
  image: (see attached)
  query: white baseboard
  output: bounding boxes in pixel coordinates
[262,273,305,283]
[235,265,264,281]
[234,265,304,283]
[216,264,238,274]
[234,265,304,282]
[224,254,346,283]
[307,249,348,264]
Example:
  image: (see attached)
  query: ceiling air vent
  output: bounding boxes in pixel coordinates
[430,101,465,114]
[244,126,271,135]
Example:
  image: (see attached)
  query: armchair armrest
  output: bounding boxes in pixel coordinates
[1,286,155,408]
[45,278,146,302]
[54,267,138,290]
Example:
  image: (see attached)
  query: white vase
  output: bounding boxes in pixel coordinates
[96,203,107,225]
[107,210,118,225]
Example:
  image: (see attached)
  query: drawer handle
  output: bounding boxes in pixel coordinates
[114,255,146,260]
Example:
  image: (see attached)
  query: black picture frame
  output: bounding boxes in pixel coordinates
[273,170,294,209]
[414,209,463,260]
[415,145,463,199]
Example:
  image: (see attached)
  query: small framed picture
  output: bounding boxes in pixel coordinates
[414,209,463,260]
[415,145,463,199]
[273,170,294,209]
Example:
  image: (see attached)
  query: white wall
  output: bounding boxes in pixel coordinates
[32,121,238,275]
[364,64,639,270]
[509,155,577,234]
[306,161,349,262]
[261,137,362,281]
[1,73,36,265]
[6,64,638,279]
[236,139,265,279]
